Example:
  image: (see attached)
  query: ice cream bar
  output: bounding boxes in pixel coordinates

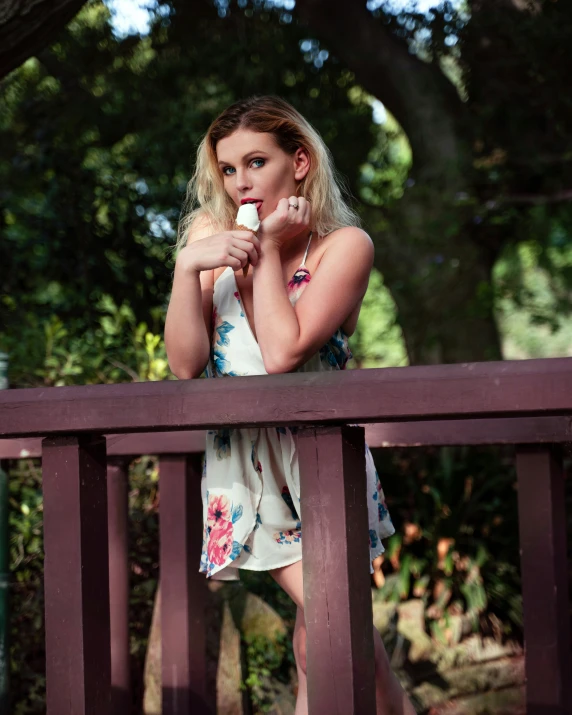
[235,203,260,278]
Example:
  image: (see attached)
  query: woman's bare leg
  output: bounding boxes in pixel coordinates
[269,560,416,715]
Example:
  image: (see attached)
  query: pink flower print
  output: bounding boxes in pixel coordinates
[207,520,234,566]
[233,291,245,317]
[207,493,231,530]
[251,442,262,475]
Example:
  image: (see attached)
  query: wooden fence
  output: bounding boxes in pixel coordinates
[1,357,571,714]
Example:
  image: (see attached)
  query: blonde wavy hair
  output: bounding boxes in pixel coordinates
[176,95,361,251]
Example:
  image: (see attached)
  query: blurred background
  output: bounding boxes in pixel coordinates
[1,0,571,712]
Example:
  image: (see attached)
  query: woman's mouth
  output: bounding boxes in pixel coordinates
[241,199,263,214]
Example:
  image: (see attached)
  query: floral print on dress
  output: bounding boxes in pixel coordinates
[287,266,311,303]
[372,463,391,524]
[210,428,233,460]
[274,522,302,545]
[212,306,241,377]
[200,491,246,577]
[251,441,263,475]
[320,330,353,370]
[234,291,245,317]
[281,486,299,521]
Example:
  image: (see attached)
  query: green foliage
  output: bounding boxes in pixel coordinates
[350,267,408,368]
[1,294,171,388]
[372,445,524,643]
[241,631,292,713]
[495,240,572,359]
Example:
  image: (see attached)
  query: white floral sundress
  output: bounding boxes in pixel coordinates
[200,232,395,581]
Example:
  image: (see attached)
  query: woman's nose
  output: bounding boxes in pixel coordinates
[235,169,252,192]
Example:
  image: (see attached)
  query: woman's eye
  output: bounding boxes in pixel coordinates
[222,159,264,176]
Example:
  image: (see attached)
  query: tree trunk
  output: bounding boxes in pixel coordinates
[364,195,503,365]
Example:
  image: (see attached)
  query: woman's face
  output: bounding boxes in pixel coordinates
[216,129,309,221]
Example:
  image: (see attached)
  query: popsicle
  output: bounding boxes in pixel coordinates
[235,203,260,278]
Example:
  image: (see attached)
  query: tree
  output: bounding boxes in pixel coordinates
[0,0,374,367]
[296,0,572,363]
[2,0,572,366]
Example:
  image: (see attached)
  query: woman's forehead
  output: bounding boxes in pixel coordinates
[216,129,277,160]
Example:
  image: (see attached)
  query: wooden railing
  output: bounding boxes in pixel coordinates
[1,357,572,714]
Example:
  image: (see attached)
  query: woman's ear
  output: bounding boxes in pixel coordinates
[293,147,311,182]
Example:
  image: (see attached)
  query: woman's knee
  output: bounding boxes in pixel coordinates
[293,612,307,674]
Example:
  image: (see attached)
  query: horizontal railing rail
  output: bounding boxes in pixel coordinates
[1,415,571,459]
[2,358,572,437]
[1,357,571,715]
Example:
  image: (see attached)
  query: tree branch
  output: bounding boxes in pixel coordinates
[500,190,572,205]
[297,0,471,186]
[0,0,87,79]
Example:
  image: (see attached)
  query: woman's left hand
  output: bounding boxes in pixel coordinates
[259,196,312,249]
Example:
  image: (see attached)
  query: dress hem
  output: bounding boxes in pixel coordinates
[210,551,304,578]
[205,540,392,580]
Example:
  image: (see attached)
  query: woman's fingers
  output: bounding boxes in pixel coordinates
[287,196,311,227]
[227,244,250,268]
[233,237,260,264]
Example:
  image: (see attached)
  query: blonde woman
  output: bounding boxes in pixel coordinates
[165,95,415,715]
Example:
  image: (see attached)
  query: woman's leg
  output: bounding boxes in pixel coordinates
[269,560,416,715]
[268,561,308,715]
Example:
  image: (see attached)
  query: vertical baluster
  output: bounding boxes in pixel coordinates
[516,444,572,715]
[298,425,376,715]
[159,454,211,714]
[42,435,110,715]
[107,459,130,715]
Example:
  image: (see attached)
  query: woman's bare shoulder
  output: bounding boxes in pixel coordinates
[315,226,373,266]
[323,225,372,247]
[186,210,217,243]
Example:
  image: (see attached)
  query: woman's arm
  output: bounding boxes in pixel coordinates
[164,216,215,380]
[252,226,374,374]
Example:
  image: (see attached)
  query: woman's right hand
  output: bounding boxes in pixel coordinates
[177,231,261,274]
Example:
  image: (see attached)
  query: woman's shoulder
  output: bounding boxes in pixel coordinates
[319,225,374,262]
[186,209,218,243]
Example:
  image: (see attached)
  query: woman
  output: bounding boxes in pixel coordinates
[165,95,415,714]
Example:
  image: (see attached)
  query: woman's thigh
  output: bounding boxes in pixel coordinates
[268,559,304,610]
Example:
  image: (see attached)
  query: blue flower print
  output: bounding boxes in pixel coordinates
[233,291,245,317]
[369,529,379,549]
[213,428,232,460]
[281,486,299,521]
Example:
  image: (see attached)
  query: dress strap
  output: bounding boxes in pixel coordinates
[300,231,313,268]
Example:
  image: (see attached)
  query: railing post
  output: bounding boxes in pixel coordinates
[516,444,572,715]
[0,458,9,715]
[159,454,212,715]
[0,351,9,714]
[298,425,376,715]
[107,459,130,715]
[42,435,111,715]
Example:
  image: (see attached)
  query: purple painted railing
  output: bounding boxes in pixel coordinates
[1,357,572,714]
